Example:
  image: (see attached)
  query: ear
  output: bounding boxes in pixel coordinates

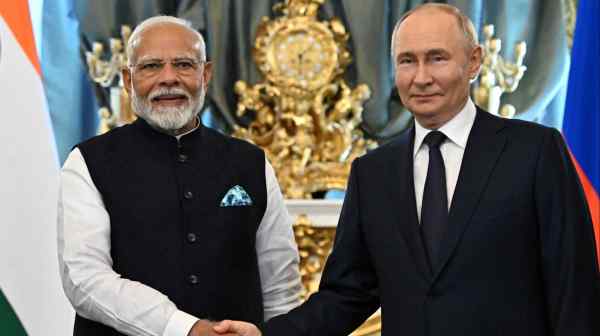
[202,62,213,89]
[122,67,133,96]
[467,45,483,80]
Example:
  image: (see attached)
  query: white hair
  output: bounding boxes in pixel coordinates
[390,3,479,59]
[126,15,206,66]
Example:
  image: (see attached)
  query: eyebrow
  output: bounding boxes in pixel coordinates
[136,54,198,63]
[136,57,162,64]
[425,48,450,56]
[395,48,450,60]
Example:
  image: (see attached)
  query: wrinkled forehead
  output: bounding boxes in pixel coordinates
[132,24,202,62]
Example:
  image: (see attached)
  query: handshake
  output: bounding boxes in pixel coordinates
[189,319,261,336]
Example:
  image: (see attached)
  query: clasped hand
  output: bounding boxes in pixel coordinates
[188,319,261,336]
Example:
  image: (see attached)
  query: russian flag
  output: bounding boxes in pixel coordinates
[562,0,600,265]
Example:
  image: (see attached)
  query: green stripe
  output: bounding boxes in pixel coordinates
[0,289,27,335]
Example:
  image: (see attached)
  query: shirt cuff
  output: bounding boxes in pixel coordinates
[162,310,198,336]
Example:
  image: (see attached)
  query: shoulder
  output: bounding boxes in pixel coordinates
[202,126,266,164]
[479,108,559,141]
[354,128,411,168]
[475,109,566,163]
[76,123,135,156]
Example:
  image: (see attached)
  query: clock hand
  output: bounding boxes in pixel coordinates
[298,45,312,71]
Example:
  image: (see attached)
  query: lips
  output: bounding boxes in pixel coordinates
[411,93,441,98]
[152,94,188,102]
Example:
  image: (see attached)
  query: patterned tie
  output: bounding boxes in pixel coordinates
[420,130,448,271]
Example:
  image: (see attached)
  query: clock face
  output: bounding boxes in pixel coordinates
[269,26,337,91]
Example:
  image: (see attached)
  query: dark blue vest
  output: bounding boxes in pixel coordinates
[74,118,266,335]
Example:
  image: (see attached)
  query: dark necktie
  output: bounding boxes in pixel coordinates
[420,130,448,271]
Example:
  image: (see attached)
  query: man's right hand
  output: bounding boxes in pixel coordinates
[188,320,238,336]
[213,320,261,336]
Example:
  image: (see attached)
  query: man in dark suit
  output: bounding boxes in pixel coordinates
[215,3,600,336]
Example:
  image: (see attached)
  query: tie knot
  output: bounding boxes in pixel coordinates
[424,130,446,148]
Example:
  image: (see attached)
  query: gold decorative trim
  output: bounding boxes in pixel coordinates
[565,0,577,49]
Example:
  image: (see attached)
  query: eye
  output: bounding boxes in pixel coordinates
[431,55,446,62]
[173,60,196,70]
[397,58,413,65]
[139,62,162,70]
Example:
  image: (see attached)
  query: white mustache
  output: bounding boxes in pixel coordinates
[148,87,191,101]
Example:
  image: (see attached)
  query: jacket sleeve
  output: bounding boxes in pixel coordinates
[534,128,600,335]
[263,158,380,336]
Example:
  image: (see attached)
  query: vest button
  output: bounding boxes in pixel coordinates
[187,233,197,243]
[188,274,198,285]
[178,154,188,163]
[184,191,193,199]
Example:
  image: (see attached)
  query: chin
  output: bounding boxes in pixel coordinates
[410,107,442,118]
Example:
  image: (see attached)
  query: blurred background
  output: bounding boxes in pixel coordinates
[41,0,574,163]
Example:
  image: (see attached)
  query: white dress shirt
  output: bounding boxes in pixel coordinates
[413,98,477,221]
[58,128,302,336]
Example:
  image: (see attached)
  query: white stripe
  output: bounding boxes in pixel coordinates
[0,15,74,336]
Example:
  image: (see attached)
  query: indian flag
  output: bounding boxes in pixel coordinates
[0,1,73,335]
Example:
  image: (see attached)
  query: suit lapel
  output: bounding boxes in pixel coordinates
[432,109,507,282]
[385,127,433,279]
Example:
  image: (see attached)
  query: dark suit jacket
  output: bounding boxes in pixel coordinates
[264,108,600,336]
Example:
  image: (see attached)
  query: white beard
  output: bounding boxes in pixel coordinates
[131,86,205,133]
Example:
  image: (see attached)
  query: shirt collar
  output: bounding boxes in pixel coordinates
[174,116,201,140]
[413,97,476,157]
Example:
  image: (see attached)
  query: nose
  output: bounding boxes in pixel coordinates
[413,63,433,87]
[157,63,180,87]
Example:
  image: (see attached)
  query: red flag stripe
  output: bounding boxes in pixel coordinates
[569,152,600,266]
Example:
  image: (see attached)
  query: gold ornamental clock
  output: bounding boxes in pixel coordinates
[234,0,375,199]
[254,3,350,96]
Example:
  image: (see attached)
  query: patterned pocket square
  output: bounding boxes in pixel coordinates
[220,185,253,207]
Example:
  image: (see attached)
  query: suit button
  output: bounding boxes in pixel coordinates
[178,154,188,162]
[188,274,198,285]
[184,191,193,199]
[187,233,197,243]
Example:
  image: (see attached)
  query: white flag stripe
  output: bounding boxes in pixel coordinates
[0,15,74,336]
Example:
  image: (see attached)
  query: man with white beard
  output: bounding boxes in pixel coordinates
[58,16,302,336]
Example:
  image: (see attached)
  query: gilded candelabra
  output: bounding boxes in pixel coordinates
[233,0,376,199]
[473,25,527,118]
[86,25,135,133]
